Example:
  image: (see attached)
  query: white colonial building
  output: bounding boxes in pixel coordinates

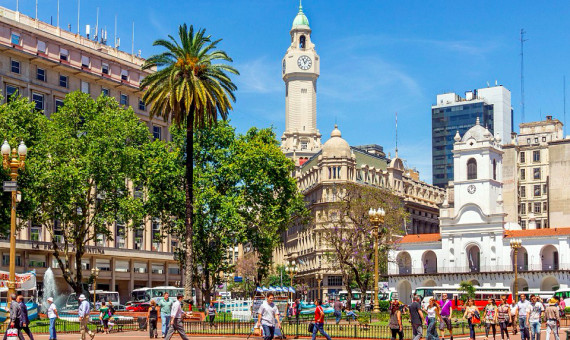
[388,119,570,304]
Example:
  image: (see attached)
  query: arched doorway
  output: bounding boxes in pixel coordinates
[540,276,560,291]
[396,280,412,304]
[466,244,481,272]
[422,279,437,287]
[469,279,481,286]
[512,247,529,271]
[511,277,529,293]
[422,251,437,274]
[541,245,559,270]
[397,252,412,275]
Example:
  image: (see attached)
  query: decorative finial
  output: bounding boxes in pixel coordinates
[476,116,480,125]
[299,0,303,11]
[454,130,461,142]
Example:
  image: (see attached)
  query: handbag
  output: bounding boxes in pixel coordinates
[253,326,262,336]
[6,328,19,340]
[308,322,315,333]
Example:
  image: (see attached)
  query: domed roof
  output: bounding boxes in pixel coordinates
[461,117,493,142]
[322,125,351,158]
[292,3,310,28]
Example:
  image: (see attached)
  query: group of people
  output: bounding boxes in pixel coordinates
[3,294,35,340]
[146,293,193,340]
[401,293,565,340]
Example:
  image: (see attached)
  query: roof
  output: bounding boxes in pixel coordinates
[399,233,441,244]
[292,4,310,28]
[504,228,570,239]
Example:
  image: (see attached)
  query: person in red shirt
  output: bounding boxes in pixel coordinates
[311,299,332,340]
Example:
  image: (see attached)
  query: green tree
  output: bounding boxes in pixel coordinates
[24,92,165,294]
[262,265,292,287]
[459,280,476,303]
[140,24,239,301]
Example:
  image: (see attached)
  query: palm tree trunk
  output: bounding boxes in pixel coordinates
[184,118,194,305]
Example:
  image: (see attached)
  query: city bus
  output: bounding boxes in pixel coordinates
[66,290,120,309]
[553,288,570,306]
[130,286,194,303]
[423,289,513,310]
[338,290,398,309]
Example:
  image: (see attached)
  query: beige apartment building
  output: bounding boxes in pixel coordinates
[0,6,180,302]
[503,116,570,229]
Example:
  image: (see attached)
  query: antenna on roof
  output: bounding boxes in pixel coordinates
[395,112,398,157]
[94,7,99,41]
[16,0,18,12]
[131,21,135,55]
[57,0,59,27]
[520,28,528,123]
[114,15,119,48]
[564,75,567,133]
[77,0,80,35]
[35,0,38,21]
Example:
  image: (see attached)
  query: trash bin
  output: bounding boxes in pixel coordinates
[138,316,147,331]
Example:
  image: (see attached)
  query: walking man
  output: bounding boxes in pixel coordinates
[47,297,59,340]
[164,294,189,340]
[18,296,34,340]
[311,299,332,340]
[409,295,424,340]
[515,294,531,340]
[544,298,560,340]
[158,293,173,338]
[333,298,343,325]
[3,294,24,340]
[439,293,453,340]
[257,293,281,340]
[78,294,94,340]
[528,295,544,340]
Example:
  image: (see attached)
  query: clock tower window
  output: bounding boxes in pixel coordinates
[467,158,477,180]
[299,35,306,49]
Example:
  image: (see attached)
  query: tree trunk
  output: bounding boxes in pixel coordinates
[184,119,194,306]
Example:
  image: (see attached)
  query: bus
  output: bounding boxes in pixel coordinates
[423,289,513,310]
[553,288,570,306]
[339,290,398,308]
[414,286,510,301]
[66,290,120,309]
[130,286,194,304]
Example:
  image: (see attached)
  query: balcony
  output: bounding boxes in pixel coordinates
[390,263,569,276]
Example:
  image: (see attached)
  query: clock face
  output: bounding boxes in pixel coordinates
[467,184,476,194]
[282,59,286,74]
[297,55,312,70]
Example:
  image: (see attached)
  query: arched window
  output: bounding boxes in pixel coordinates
[493,159,497,180]
[299,35,306,49]
[467,158,477,180]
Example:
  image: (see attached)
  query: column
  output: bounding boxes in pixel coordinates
[23,251,29,271]
[110,257,116,292]
[147,260,152,287]
[165,261,170,286]
[129,259,134,292]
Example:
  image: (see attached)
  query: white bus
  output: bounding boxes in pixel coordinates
[130,286,194,303]
[338,290,397,308]
[66,290,120,309]
[553,288,570,306]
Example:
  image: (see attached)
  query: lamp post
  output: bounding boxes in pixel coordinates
[2,140,27,301]
[315,273,323,302]
[91,267,100,307]
[368,207,386,314]
[510,239,522,303]
[287,261,297,300]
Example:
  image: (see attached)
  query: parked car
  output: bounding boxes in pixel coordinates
[126,302,150,312]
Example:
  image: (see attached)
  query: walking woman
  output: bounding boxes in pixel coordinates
[497,296,511,340]
[389,300,404,340]
[464,298,480,340]
[484,298,498,340]
[99,302,111,334]
[147,300,158,338]
[426,298,441,340]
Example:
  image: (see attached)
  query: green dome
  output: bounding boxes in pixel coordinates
[292,4,310,28]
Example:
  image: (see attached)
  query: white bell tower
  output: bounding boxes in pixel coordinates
[281,2,321,165]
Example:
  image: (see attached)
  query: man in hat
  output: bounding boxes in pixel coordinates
[47,297,59,340]
[78,294,94,340]
[3,293,24,340]
[164,294,189,340]
[544,298,560,340]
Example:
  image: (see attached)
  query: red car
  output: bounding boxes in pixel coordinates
[126,302,150,312]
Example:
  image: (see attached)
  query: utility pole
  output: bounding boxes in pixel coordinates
[520,29,528,123]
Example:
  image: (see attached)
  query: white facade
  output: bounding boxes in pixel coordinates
[389,120,569,304]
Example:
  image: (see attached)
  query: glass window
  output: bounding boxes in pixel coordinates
[55,98,64,111]
[493,159,497,180]
[28,254,46,268]
[543,184,547,194]
[520,152,526,163]
[534,202,541,213]
[533,150,540,162]
[59,75,68,88]
[101,88,109,97]
[152,264,164,274]
[134,262,147,274]
[81,81,89,94]
[467,158,477,180]
[36,68,46,82]
[168,266,180,275]
[134,227,144,250]
[534,137,538,143]
[11,60,20,74]
[30,226,41,241]
[96,259,111,271]
[301,142,308,150]
[81,259,90,270]
[520,169,526,180]
[37,40,46,53]
[11,32,20,45]
[120,94,128,105]
[3,254,21,266]
[152,126,162,140]
[115,222,126,248]
[121,69,128,81]
[542,136,546,142]
[520,220,526,228]
[115,260,129,272]
[32,93,44,111]
[526,138,531,144]
[543,202,548,212]
[520,203,526,214]
[60,48,68,61]
[327,276,343,286]
[533,168,540,180]
[102,63,109,75]
[519,186,526,198]
[138,99,146,111]
[534,185,541,197]
[152,218,161,251]
[81,55,90,68]
[6,85,18,101]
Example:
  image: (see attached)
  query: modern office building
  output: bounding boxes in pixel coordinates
[432,85,512,188]
[0,6,180,301]
[502,116,570,229]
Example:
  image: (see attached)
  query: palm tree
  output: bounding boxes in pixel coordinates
[140,24,238,302]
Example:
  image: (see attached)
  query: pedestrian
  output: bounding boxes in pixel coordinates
[438,293,453,340]
[3,294,24,340]
[311,299,332,340]
[147,300,158,338]
[47,297,59,340]
[497,296,511,340]
[17,296,34,340]
[256,293,281,340]
[163,294,189,340]
[294,299,300,324]
[207,301,217,328]
[484,298,498,340]
[389,300,403,340]
[515,294,531,340]
[544,298,560,340]
[157,292,173,338]
[426,298,441,340]
[558,297,566,317]
[333,298,343,325]
[409,295,425,340]
[463,298,480,340]
[510,301,518,335]
[78,294,95,340]
[99,301,110,334]
[528,295,544,340]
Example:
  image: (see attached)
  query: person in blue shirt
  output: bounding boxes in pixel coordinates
[78,294,94,340]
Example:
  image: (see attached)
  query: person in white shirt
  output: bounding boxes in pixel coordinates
[47,297,58,340]
[528,295,544,340]
[164,295,189,340]
[256,293,281,340]
[515,294,531,340]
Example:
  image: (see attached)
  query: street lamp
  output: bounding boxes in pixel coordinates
[287,261,297,300]
[510,239,522,303]
[368,207,386,314]
[91,267,100,307]
[2,140,27,301]
[315,273,323,302]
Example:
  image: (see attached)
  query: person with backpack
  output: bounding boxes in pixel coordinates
[311,299,331,340]
[439,293,453,340]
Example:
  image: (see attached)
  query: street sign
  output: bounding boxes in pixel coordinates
[234,276,243,283]
[3,181,17,192]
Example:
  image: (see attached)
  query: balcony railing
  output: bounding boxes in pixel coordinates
[392,263,568,276]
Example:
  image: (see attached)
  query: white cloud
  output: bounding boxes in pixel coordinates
[235,56,282,94]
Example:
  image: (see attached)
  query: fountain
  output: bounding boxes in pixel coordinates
[42,267,58,313]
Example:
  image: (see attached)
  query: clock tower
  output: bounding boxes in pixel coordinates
[281,3,322,165]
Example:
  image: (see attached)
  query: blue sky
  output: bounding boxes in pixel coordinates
[5,0,570,183]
